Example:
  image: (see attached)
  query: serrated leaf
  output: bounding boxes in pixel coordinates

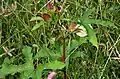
[0,64,18,76]
[34,45,61,60]
[34,48,50,59]
[22,46,32,61]
[30,17,43,21]
[20,69,34,79]
[82,8,95,20]
[36,64,45,79]
[46,60,65,70]
[31,21,44,31]
[82,24,98,48]
[34,45,51,59]
[0,46,34,77]
[0,62,33,77]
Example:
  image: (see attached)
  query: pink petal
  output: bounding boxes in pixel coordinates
[47,72,56,79]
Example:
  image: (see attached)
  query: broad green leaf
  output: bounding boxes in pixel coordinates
[82,8,95,20]
[68,40,78,53]
[82,24,98,48]
[67,37,88,54]
[30,17,43,21]
[51,53,61,60]
[54,41,62,55]
[46,60,65,70]
[0,72,3,78]
[31,21,44,31]
[70,51,83,58]
[31,71,37,79]
[0,46,34,77]
[36,64,45,79]
[0,62,33,77]
[20,69,34,79]
[34,45,51,59]
[22,46,32,61]
[34,48,50,58]
[78,8,115,27]
[20,74,28,79]
[0,64,18,76]
[34,46,61,60]
[66,38,87,70]
[83,19,115,26]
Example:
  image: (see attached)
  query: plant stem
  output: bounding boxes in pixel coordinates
[63,36,66,79]
[63,37,65,63]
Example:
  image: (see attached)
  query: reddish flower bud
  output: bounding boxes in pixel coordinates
[47,1,54,11]
[68,22,77,32]
[47,72,56,79]
[42,13,51,22]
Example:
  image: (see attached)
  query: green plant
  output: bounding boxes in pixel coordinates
[0,0,119,79]
[29,3,115,78]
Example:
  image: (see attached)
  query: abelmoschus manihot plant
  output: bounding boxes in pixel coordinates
[0,0,116,79]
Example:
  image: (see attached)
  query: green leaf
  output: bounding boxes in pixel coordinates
[22,46,32,61]
[78,8,115,27]
[66,38,87,70]
[51,53,61,60]
[33,61,65,79]
[70,51,83,58]
[33,64,46,79]
[34,48,50,59]
[20,69,34,79]
[67,37,88,54]
[54,41,62,55]
[0,64,18,76]
[0,61,33,77]
[34,45,61,60]
[82,24,98,48]
[0,46,34,77]
[31,21,44,31]
[46,60,65,70]
[30,17,43,21]
[82,8,95,20]
[83,19,115,27]
[34,45,51,59]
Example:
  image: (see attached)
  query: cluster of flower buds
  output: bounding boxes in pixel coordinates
[41,0,62,22]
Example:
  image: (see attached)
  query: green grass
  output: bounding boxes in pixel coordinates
[0,0,120,79]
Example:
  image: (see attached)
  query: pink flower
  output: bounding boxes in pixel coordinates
[47,72,56,79]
